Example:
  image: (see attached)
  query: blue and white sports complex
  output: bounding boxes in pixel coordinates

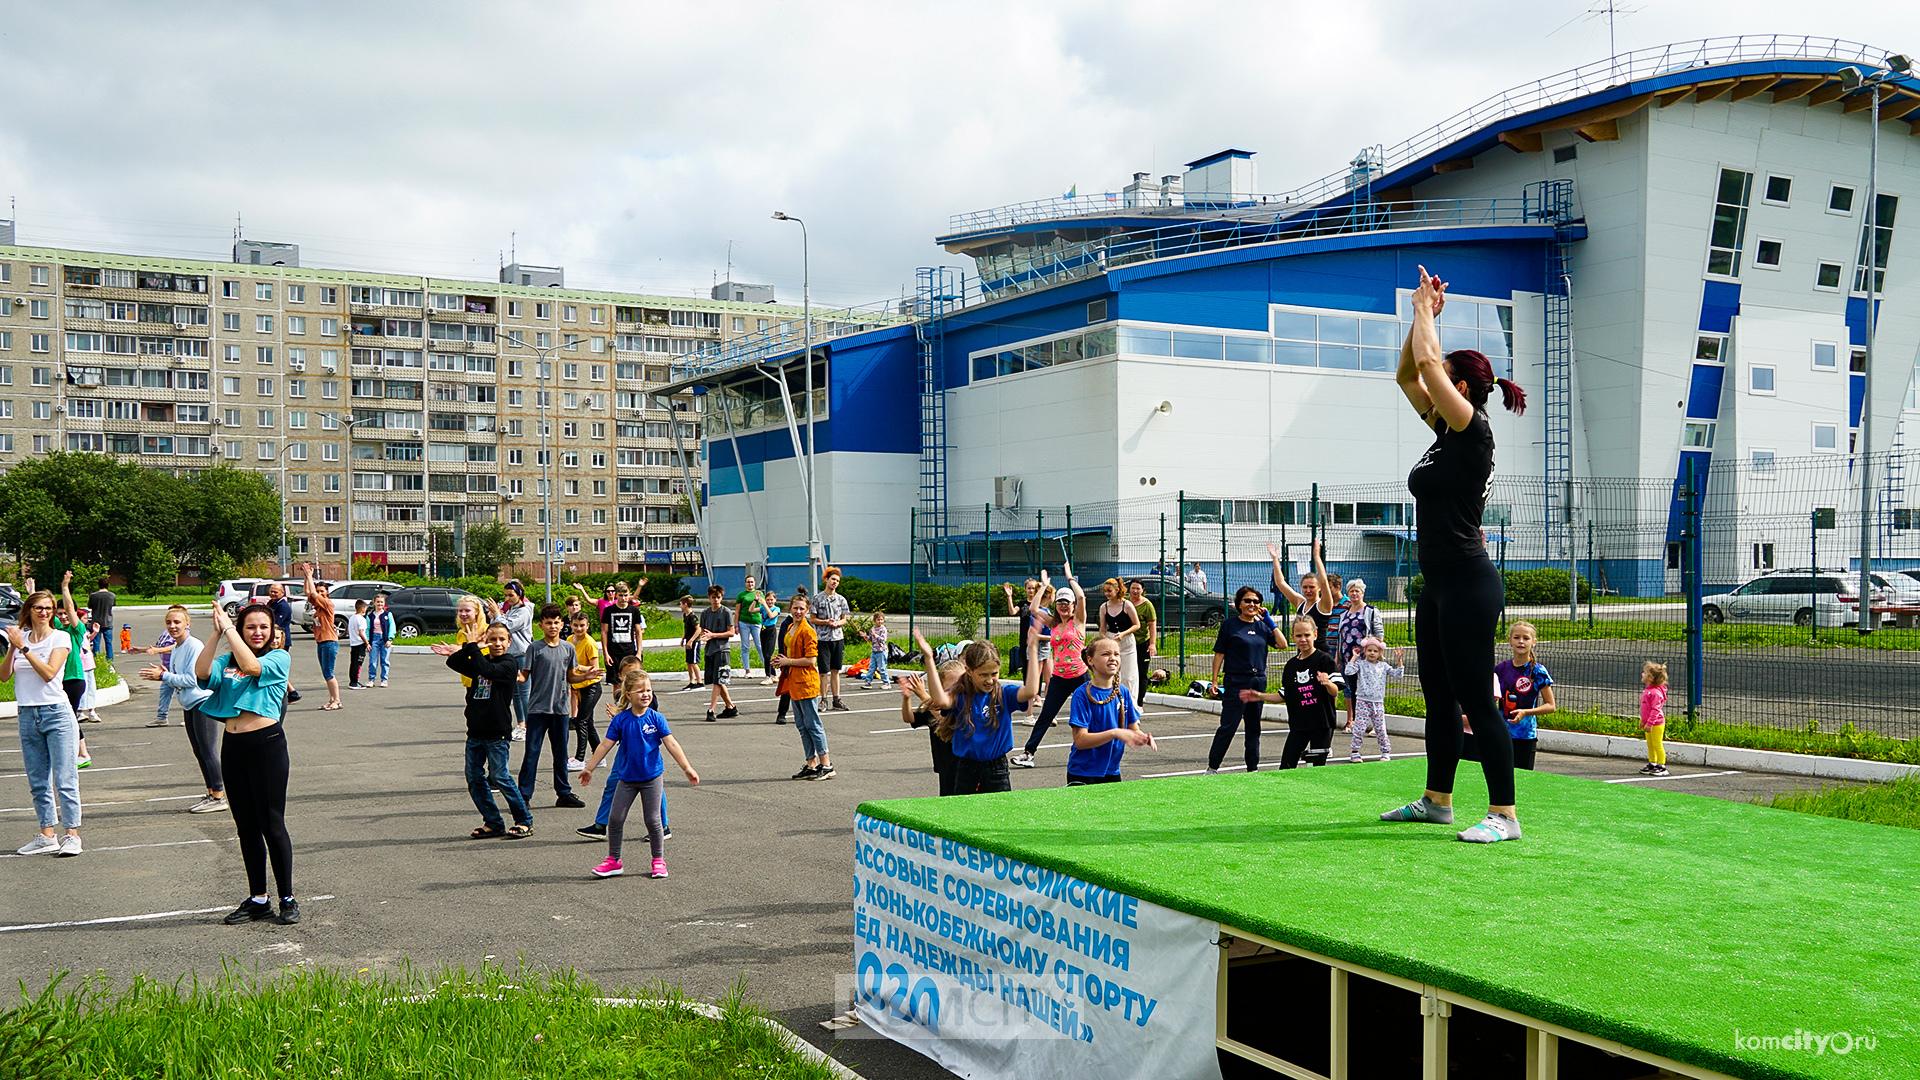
[668,37,1920,597]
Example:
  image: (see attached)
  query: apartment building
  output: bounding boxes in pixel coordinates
[0,241,810,575]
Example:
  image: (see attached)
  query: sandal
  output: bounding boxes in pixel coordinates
[470,825,505,839]
[503,824,534,839]
[320,702,344,711]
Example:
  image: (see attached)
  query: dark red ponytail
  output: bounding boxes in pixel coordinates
[1445,349,1527,415]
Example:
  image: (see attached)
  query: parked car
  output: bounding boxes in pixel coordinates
[378,586,470,639]
[1701,570,1890,627]
[0,583,20,630]
[244,579,309,628]
[297,580,393,636]
[1129,574,1229,628]
[216,579,266,617]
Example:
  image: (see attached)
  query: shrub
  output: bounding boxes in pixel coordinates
[131,542,177,597]
[1407,568,1590,605]
[949,598,981,640]
[201,551,239,587]
[69,561,110,592]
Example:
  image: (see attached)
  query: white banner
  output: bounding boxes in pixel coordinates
[852,812,1222,1080]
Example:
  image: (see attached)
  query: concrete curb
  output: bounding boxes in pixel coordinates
[1142,692,1920,784]
[0,678,130,720]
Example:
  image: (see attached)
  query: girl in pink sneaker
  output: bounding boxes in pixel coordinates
[579,668,700,879]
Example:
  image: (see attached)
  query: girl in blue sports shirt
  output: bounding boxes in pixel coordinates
[1065,637,1156,785]
[936,636,1041,795]
[580,668,699,881]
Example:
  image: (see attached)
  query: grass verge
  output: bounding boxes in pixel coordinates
[0,661,118,705]
[0,964,839,1080]
[1763,774,1920,830]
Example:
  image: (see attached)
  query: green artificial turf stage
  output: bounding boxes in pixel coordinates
[859,762,1916,1080]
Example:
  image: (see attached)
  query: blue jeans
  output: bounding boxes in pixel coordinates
[517,713,574,801]
[315,640,339,682]
[865,646,890,685]
[511,652,530,727]
[18,702,82,830]
[368,638,391,682]
[594,744,668,831]
[93,628,115,661]
[464,737,530,829]
[737,625,763,672]
[154,682,176,722]
[792,696,828,760]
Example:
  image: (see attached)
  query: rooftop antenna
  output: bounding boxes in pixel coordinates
[1547,0,1640,77]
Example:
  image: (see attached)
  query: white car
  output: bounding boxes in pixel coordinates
[216,579,266,617]
[1701,571,1890,627]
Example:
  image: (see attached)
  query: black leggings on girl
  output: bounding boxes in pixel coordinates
[1417,556,1515,806]
[1023,672,1087,756]
[223,724,293,900]
[1207,676,1264,771]
[607,776,664,861]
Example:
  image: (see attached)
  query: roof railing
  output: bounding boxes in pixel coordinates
[949,35,1902,233]
[673,297,908,383]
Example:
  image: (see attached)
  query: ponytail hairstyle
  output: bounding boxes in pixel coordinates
[615,666,654,713]
[1445,349,1527,415]
[935,640,1003,743]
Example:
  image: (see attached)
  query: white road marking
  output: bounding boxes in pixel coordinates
[1606,770,1743,784]
[1,838,222,860]
[0,793,200,814]
[0,763,172,780]
[1139,753,1427,779]
[0,895,335,933]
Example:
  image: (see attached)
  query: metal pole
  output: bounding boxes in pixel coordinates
[1176,491,1187,677]
[1064,505,1073,572]
[1857,79,1882,636]
[541,338,553,602]
[1034,508,1042,577]
[1586,518,1595,630]
[1810,510,1820,643]
[1157,512,1167,668]
[279,450,289,575]
[984,503,993,643]
[1684,470,1704,726]
[908,506,917,644]
[1219,516,1228,621]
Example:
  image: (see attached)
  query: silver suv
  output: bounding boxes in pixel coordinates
[1701,571,1888,627]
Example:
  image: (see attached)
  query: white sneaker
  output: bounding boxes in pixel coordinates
[1380,754,1393,762]
[187,796,228,814]
[57,834,83,857]
[565,758,587,772]
[511,728,526,742]
[1010,752,1036,769]
[15,834,60,856]
[76,754,92,769]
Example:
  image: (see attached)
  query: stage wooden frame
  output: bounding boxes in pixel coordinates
[1214,926,1738,1080]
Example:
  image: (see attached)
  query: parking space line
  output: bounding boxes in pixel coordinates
[1606,770,1743,784]
[0,838,222,860]
[0,763,172,780]
[0,894,336,933]
[0,794,199,815]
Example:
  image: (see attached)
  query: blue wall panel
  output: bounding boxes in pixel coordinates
[1699,280,1741,333]
[1685,363,1726,420]
[827,330,921,455]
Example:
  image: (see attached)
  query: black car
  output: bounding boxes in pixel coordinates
[379,586,468,638]
[1130,574,1229,628]
[0,584,20,630]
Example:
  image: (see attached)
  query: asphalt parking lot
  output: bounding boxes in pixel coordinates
[0,605,1838,1078]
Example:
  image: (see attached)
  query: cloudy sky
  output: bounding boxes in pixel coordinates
[0,2,1910,305]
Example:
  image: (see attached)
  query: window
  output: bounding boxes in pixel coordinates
[1854,193,1898,293]
[32,400,51,420]
[257,377,275,395]
[562,304,577,322]
[1763,175,1792,206]
[732,316,745,332]
[287,284,305,303]
[30,334,49,353]
[1753,238,1782,269]
[255,346,273,365]
[254,283,272,301]
[30,299,48,319]
[1813,342,1838,371]
[1812,423,1838,452]
[1682,421,1715,448]
[1850,347,1867,374]
[256,315,273,333]
[31,266,50,286]
[1552,144,1578,164]
[223,312,241,331]
[224,344,241,363]
[1815,261,1843,291]
[288,378,306,397]
[257,408,275,428]
[536,303,551,320]
[1706,167,1754,277]
[1750,364,1775,394]
[1828,184,1855,215]
[287,316,305,335]
[507,301,521,318]
[1752,542,1776,570]
[31,366,49,386]
[320,317,338,337]
[222,376,241,395]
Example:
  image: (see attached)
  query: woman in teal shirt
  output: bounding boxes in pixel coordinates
[196,602,297,926]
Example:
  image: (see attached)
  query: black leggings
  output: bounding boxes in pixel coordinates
[1135,647,1152,706]
[1417,556,1515,806]
[223,724,294,901]
[1207,675,1265,771]
[1023,672,1086,755]
[1280,719,1331,768]
[572,684,602,759]
[760,626,778,677]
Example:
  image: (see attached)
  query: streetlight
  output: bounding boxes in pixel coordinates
[1837,53,1911,634]
[323,413,376,577]
[772,210,821,592]
[502,331,575,602]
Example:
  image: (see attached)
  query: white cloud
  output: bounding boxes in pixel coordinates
[1,1,1912,304]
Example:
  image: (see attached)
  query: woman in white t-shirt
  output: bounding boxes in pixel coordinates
[4,589,84,856]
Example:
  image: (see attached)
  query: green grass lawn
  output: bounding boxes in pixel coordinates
[1766,774,1920,829]
[0,965,840,1080]
[113,591,216,607]
[0,661,118,705]
[859,762,1920,1080]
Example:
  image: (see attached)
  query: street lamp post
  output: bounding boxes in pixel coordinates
[772,211,821,592]
[503,331,575,603]
[324,413,375,577]
[1839,54,1912,634]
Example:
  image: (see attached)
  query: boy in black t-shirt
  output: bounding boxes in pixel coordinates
[1239,616,1339,768]
[433,623,535,838]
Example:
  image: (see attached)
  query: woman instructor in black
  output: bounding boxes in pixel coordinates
[1380,266,1527,843]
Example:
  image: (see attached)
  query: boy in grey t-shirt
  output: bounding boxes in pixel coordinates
[698,584,739,722]
[809,567,852,711]
[517,604,585,806]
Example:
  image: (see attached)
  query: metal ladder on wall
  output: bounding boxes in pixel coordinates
[1883,420,1908,544]
[1529,179,1577,559]
[915,267,959,570]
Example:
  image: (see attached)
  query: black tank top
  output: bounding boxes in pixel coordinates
[1102,604,1130,634]
[1408,410,1495,568]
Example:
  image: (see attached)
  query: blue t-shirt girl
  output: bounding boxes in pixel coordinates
[604,707,673,782]
[1066,682,1142,781]
[1494,659,1553,740]
[948,684,1026,761]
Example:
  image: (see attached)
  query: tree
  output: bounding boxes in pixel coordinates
[0,452,181,581]
[184,467,282,566]
[461,520,523,579]
[133,540,178,596]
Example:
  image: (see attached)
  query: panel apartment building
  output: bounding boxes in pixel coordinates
[0,237,825,576]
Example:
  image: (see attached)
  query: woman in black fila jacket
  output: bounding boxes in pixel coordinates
[1379,265,1528,845]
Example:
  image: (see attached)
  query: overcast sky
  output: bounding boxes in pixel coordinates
[0,2,1910,306]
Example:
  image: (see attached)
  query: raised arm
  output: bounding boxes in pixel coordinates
[1311,539,1333,615]
[1001,582,1018,616]
[59,570,80,627]
[1398,264,1446,419]
[1267,542,1306,609]
[195,604,223,681]
[913,630,950,711]
[1015,633,1041,704]
[1410,265,1472,431]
